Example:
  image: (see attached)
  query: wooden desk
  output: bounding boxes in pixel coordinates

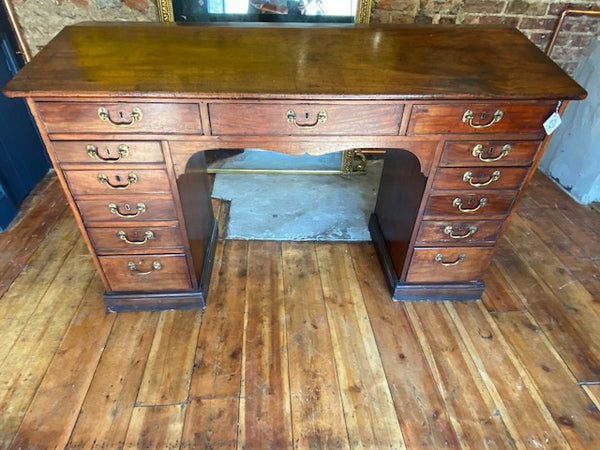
[4,23,585,311]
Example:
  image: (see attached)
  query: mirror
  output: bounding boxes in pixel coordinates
[158,0,372,26]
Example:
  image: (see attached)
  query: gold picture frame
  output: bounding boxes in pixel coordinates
[157,0,372,24]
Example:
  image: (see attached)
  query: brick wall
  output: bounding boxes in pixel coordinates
[9,0,157,57]
[7,0,599,75]
[371,0,600,75]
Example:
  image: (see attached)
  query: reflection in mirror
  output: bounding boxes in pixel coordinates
[161,0,371,24]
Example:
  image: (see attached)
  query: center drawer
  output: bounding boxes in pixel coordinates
[208,103,403,135]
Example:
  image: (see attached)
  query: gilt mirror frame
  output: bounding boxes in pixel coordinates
[155,0,373,174]
[157,0,372,25]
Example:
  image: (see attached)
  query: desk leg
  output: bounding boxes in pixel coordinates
[103,151,217,312]
[370,149,484,302]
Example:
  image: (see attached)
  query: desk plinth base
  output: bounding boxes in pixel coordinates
[104,290,207,312]
[103,219,218,312]
[369,214,484,302]
[390,281,485,302]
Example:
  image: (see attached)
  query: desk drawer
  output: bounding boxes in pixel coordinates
[407,103,554,135]
[51,141,164,165]
[99,254,192,291]
[89,225,184,254]
[424,191,517,218]
[64,169,172,197]
[37,102,202,134]
[209,103,403,135]
[440,140,541,167]
[415,220,503,245]
[432,167,528,191]
[405,247,495,283]
[77,196,178,223]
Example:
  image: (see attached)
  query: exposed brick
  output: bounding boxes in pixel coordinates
[506,0,548,16]
[476,15,521,27]
[375,0,417,13]
[461,14,481,24]
[419,0,463,15]
[371,11,416,24]
[123,0,150,14]
[95,0,121,9]
[560,61,579,76]
[527,30,552,48]
[387,12,418,23]
[438,16,458,24]
[560,15,600,34]
[415,12,434,23]
[554,32,596,48]
[70,0,89,7]
[548,2,599,16]
[519,17,557,31]
[551,44,590,61]
[463,0,507,14]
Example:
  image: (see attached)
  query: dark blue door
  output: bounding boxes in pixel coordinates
[0,12,50,231]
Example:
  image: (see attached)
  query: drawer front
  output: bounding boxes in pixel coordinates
[64,169,172,197]
[408,103,554,135]
[209,103,403,136]
[415,220,503,245]
[37,102,202,134]
[432,167,528,191]
[88,226,184,254]
[424,191,517,218]
[77,196,178,223]
[441,141,541,167]
[99,254,192,291]
[51,141,164,165]
[405,247,495,283]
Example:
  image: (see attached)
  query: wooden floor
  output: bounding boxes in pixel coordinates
[0,171,599,448]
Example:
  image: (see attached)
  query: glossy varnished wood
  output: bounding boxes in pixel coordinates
[2,23,586,307]
[4,24,586,100]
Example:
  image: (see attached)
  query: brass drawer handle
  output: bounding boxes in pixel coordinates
[117,230,154,245]
[462,170,501,187]
[462,109,503,129]
[435,253,466,266]
[453,197,488,213]
[86,144,129,162]
[472,144,511,162]
[108,202,146,218]
[98,106,142,127]
[444,225,478,239]
[286,109,327,128]
[98,172,138,190]
[128,260,162,275]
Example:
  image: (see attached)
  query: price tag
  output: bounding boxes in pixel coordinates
[544,101,563,135]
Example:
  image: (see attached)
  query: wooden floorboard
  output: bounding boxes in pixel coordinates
[0,170,599,448]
